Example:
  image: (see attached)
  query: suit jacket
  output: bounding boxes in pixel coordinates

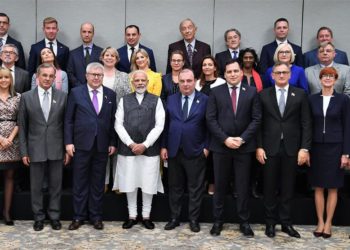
[67,44,103,88]
[259,40,303,74]
[28,39,70,77]
[257,86,312,156]
[64,84,117,152]
[308,91,350,154]
[1,35,26,69]
[304,48,349,68]
[305,62,350,96]
[18,88,67,162]
[215,49,233,77]
[166,39,211,78]
[162,91,208,158]
[206,83,261,154]
[117,44,157,73]
[160,73,179,103]
[14,67,30,93]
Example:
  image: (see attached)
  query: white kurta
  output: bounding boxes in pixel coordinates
[113,93,165,194]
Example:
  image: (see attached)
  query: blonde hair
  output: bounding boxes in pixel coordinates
[273,43,295,64]
[100,47,120,64]
[0,67,16,96]
[130,48,150,71]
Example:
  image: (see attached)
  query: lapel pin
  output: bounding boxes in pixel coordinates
[53,100,56,103]
[104,95,108,99]
[291,92,295,96]
[242,87,246,91]
[196,99,200,104]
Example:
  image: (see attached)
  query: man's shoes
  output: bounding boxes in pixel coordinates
[33,220,44,231]
[68,220,84,230]
[189,220,200,233]
[164,219,180,230]
[281,225,301,238]
[93,220,104,230]
[122,219,137,229]
[265,224,275,238]
[240,223,254,237]
[50,220,62,230]
[210,222,223,236]
[142,219,155,230]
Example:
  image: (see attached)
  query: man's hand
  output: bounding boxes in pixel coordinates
[297,149,310,166]
[131,143,146,155]
[224,137,239,149]
[22,156,30,167]
[160,148,168,161]
[66,144,75,157]
[256,148,267,165]
[63,153,71,166]
[341,155,349,169]
[203,148,209,158]
[108,146,117,156]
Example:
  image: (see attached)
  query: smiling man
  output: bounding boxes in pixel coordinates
[166,18,211,78]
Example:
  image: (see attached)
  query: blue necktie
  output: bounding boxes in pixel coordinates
[182,96,189,120]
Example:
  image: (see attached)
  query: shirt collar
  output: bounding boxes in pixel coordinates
[320,62,334,68]
[182,90,195,100]
[127,43,139,50]
[37,85,52,95]
[45,38,57,45]
[227,82,241,89]
[0,33,8,41]
[276,38,287,45]
[184,39,196,49]
[83,43,93,49]
[87,85,103,93]
[275,84,289,93]
[229,48,240,54]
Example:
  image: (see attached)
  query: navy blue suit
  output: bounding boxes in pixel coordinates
[67,44,103,88]
[28,39,69,77]
[259,41,303,74]
[162,91,208,221]
[64,84,117,222]
[117,44,156,73]
[1,35,26,69]
[304,48,349,68]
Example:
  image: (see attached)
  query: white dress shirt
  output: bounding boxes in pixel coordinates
[45,38,57,55]
[38,85,52,111]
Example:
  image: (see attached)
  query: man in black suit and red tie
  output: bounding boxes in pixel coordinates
[256,62,312,238]
[166,18,211,79]
[0,13,26,69]
[28,17,69,77]
[206,60,261,237]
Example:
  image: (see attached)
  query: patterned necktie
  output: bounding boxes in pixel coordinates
[182,96,189,120]
[42,91,50,121]
[278,88,286,116]
[232,51,238,59]
[85,47,90,65]
[231,86,237,114]
[48,41,54,53]
[130,47,135,62]
[187,44,193,66]
[92,89,99,114]
[0,38,3,52]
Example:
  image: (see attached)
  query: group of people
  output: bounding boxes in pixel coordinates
[0,12,350,240]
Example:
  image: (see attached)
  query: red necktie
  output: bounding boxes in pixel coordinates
[231,86,237,114]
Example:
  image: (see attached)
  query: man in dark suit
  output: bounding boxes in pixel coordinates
[65,62,117,231]
[256,62,312,238]
[67,22,103,89]
[215,28,242,77]
[166,18,211,79]
[117,24,156,73]
[206,60,261,237]
[304,26,349,67]
[259,18,303,74]
[0,13,26,69]
[161,68,208,233]
[0,44,30,93]
[18,63,69,231]
[28,17,69,77]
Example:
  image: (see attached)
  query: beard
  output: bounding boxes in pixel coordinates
[135,87,146,94]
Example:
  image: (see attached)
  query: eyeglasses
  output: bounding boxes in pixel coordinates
[321,74,335,79]
[273,71,290,75]
[1,51,17,55]
[319,49,334,53]
[88,73,104,78]
[278,50,291,55]
[0,21,9,25]
[171,59,183,63]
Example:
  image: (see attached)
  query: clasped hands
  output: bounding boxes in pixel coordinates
[224,137,244,149]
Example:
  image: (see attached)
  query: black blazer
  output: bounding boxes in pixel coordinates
[1,35,26,69]
[206,83,261,154]
[14,67,30,93]
[28,39,70,77]
[308,91,350,154]
[67,44,103,88]
[215,50,232,77]
[166,39,211,78]
[259,40,303,74]
[257,86,312,156]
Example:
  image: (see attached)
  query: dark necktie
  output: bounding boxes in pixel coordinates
[187,44,193,66]
[232,51,238,59]
[231,86,237,114]
[85,47,91,65]
[0,38,3,52]
[182,96,189,120]
[130,47,135,62]
[48,41,54,53]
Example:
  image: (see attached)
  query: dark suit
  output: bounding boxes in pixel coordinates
[215,50,233,77]
[28,39,69,77]
[18,87,67,221]
[117,44,156,73]
[166,39,211,78]
[162,91,208,221]
[259,41,303,74]
[64,84,117,222]
[258,85,312,226]
[303,48,349,68]
[1,35,26,69]
[160,73,179,103]
[13,67,30,93]
[206,83,261,223]
[67,44,103,88]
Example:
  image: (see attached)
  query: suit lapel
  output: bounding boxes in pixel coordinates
[187,91,200,119]
[269,87,281,118]
[47,88,57,122]
[284,87,295,116]
[99,87,110,116]
[236,85,247,117]
[78,45,86,67]
[33,88,47,122]
[176,93,184,120]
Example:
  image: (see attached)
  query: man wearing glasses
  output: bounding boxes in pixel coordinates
[305,42,350,96]
[256,62,312,238]
[65,62,117,230]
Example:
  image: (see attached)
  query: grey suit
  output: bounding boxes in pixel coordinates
[18,87,67,221]
[305,62,350,96]
[14,67,30,93]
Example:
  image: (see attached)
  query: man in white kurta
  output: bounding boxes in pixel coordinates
[114,70,165,229]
